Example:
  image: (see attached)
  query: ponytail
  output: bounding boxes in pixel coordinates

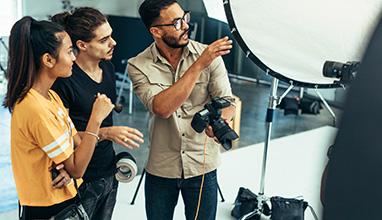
[51,11,71,27]
[3,16,36,112]
[3,16,65,112]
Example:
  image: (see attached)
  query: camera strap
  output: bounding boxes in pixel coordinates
[194,135,209,220]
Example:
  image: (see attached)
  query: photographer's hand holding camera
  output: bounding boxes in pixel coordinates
[204,103,236,140]
[128,1,236,219]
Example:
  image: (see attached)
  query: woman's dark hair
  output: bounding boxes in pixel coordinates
[139,0,178,29]
[51,7,107,49]
[3,16,65,112]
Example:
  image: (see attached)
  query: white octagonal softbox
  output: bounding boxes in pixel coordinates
[218,0,382,88]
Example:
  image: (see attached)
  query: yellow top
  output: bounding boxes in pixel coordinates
[11,89,81,206]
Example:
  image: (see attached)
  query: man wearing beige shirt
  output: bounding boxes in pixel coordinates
[128,0,236,219]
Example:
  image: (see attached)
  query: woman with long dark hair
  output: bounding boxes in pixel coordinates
[3,16,114,219]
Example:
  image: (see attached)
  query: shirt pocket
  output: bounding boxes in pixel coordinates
[144,70,173,90]
[187,70,210,108]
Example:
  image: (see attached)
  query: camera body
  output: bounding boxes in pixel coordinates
[191,97,239,150]
[323,61,360,84]
[51,167,60,180]
[115,152,138,183]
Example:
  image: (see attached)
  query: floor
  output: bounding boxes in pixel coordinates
[0,79,341,217]
[1,126,338,219]
[111,126,337,220]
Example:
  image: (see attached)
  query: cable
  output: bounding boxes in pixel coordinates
[194,135,208,220]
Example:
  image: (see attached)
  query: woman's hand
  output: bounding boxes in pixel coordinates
[52,164,72,188]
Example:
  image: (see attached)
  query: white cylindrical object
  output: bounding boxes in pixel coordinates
[115,157,138,183]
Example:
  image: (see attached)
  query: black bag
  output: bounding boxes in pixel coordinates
[270,197,318,220]
[231,187,270,219]
[278,97,299,115]
[300,99,322,115]
[50,180,89,220]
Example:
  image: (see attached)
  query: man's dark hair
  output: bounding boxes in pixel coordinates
[139,0,178,29]
[51,7,107,49]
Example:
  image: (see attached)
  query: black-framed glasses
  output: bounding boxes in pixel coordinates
[152,11,191,31]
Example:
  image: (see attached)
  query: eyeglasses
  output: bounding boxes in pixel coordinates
[152,11,191,31]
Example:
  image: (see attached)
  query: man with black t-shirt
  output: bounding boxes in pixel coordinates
[54,60,119,179]
[51,7,144,219]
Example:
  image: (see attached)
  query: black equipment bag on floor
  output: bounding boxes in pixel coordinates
[270,196,307,220]
[231,187,258,219]
[270,196,318,220]
[231,187,271,219]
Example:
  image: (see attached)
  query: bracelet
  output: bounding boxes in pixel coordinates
[84,131,100,141]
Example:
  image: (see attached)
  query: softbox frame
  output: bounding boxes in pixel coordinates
[223,0,382,88]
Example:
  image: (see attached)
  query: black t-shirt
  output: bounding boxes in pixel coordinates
[52,60,117,182]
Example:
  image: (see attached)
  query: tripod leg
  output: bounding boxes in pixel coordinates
[217,183,225,202]
[0,62,5,73]
[239,210,261,220]
[130,169,146,205]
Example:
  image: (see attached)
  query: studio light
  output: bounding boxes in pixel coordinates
[222,0,382,88]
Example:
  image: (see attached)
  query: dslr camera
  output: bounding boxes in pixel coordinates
[323,60,360,84]
[191,97,239,150]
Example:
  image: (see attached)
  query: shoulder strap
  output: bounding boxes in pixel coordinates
[307,204,319,220]
[73,179,82,204]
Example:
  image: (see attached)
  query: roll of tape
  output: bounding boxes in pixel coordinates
[115,152,138,183]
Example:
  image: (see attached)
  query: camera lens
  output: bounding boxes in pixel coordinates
[211,119,239,151]
[323,61,344,78]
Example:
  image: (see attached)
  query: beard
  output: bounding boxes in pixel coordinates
[162,31,189,49]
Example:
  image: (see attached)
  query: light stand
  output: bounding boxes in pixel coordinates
[0,37,7,51]
[238,77,336,220]
[314,87,337,126]
[240,77,294,220]
[0,63,5,74]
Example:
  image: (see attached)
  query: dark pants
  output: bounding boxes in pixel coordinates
[145,170,218,220]
[78,175,118,220]
[19,197,76,219]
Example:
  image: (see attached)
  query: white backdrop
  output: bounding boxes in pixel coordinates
[0,0,22,36]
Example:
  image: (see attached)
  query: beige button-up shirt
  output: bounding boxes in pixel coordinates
[128,40,233,179]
